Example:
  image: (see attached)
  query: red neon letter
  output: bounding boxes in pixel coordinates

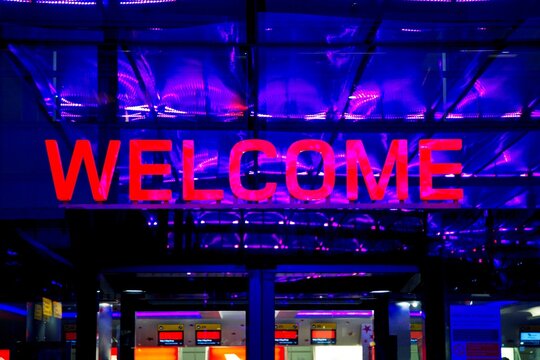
[45,139,120,202]
[129,140,172,201]
[419,139,463,201]
[229,140,277,201]
[182,140,224,201]
[346,140,408,201]
[286,140,335,201]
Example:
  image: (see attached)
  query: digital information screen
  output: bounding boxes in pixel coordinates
[520,332,540,346]
[275,324,299,345]
[65,332,77,342]
[64,324,77,344]
[311,323,337,345]
[157,324,184,346]
[196,324,222,346]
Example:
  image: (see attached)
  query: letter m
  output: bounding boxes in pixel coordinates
[45,140,120,201]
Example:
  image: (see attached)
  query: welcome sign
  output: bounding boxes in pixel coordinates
[45,138,463,204]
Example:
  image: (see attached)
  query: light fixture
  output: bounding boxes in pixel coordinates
[123,289,144,294]
[526,306,540,318]
[296,310,373,318]
[135,311,202,318]
[370,290,391,294]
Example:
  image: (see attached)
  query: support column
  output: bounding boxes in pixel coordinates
[247,269,275,360]
[98,303,113,360]
[389,302,411,360]
[119,293,137,360]
[423,258,449,359]
[97,28,118,124]
[374,296,396,360]
[75,269,98,360]
[68,210,99,360]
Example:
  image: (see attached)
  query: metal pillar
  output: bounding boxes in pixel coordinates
[119,293,137,360]
[374,296,396,360]
[68,210,99,360]
[75,269,98,360]
[98,303,113,360]
[247,269,275,360]
[423,258,449,360]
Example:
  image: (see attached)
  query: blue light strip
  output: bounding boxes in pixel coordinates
[0,304,27,317]
[63,311,121,319]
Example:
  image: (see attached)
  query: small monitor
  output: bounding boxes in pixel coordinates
[196,330,221,346]
[195,324,222,346]
[65,332,77,343]
[311,329,337,345]
[520,331,540,346]
[158,331,184,346]
[275,329,299,345]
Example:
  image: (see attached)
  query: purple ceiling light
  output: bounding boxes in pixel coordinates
[120,0,174,4]
[296,310,373,318]
[136,311,202,318]
[35,0,96,4]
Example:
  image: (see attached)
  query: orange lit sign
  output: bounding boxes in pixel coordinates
[42,297,53,318]
[53,301,62,319]
[275,323,299,345]
[208,346,285,360]
[46,138,463,203]
[0,350,10,360]
[209,347,246,360]
[311,323,337,345]
[134,347,177,360]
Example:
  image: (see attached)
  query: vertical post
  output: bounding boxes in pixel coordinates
[119,293,137,360]
[97,35,118,123]
[247,269,275,360]
[423,258,449,359]
[68,210,99,360]
[374,296,394,360]
[98,303,113,360]
[75,269,98,360]
[389,302,411,360]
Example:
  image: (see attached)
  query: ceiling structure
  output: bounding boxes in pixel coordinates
[1,0,540,305]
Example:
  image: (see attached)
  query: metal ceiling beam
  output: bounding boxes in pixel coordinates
[102,264,248,273]
[3,48,57,124]
[1,0,537,22]
[1,37,76,154]
[276,264,418,274]
[120,45,157,119]
[5,39,540,49]
[340,18,382,118]
[312,18,382,175]
[471,131,529,175]
[441,20,524,121]
[47,118,540,132]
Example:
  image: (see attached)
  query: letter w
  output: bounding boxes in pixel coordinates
[45,140,120,201]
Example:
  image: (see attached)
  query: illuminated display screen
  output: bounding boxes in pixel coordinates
[196,330,222,346]
[521,332,540,346]
[311,329,337,345]
[275,330,299,345]
[65,332,77,342]
[158,331,184,346]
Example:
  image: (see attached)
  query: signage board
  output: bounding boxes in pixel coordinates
[45,138,463,204]
[311,323,337,345]
[275,324,299,345]
[196,324,222,346]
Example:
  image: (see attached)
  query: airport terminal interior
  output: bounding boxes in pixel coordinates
[2,0,540,359]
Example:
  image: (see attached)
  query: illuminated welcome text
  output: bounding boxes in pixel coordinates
[45,139,463,203]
